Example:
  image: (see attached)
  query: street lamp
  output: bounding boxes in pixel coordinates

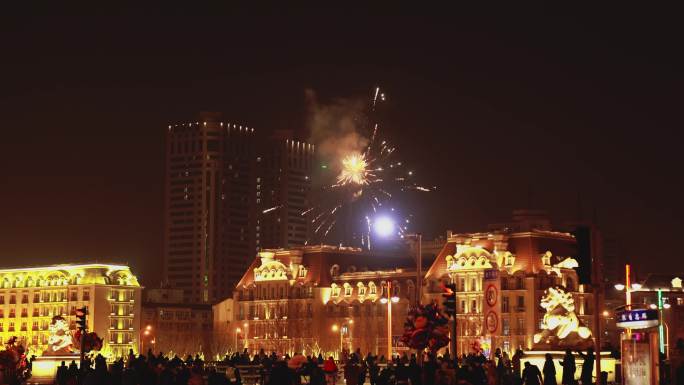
[140,325,152,354]
[379,281,400,360]
[332,324,341,359]
[614,264,634,310]
[348,320,354,352]
[235,327,241,353]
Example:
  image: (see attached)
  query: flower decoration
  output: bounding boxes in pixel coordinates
[400,301,450,352]
[0,336,31,382]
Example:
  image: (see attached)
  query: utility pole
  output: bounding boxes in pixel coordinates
[416,234,422,304]
[443,284,457,367]
[587,224,604,385]
[387,280,393,361]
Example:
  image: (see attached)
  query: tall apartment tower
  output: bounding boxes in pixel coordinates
[256,130,314,250]
[164,113,313,303]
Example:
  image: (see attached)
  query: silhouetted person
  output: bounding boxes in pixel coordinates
[513,349,524,384]
[309,364,326,385]
[268,361,292,385]
[543,353,557,385]
[560,350,576,385]
[368,356,380,385]
[323,356,338,385]
[408,356,422,385]
[522,362,543,385]
[577,348,595,385]
[56,361,69,385]
[344,360,361,385]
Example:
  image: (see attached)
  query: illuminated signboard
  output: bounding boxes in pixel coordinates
[616,309,659,329]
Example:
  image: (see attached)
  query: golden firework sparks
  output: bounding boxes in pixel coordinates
[337,153,370,186]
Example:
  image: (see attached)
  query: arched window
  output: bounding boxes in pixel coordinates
[331,284,340,297]
[369,282,377,295]
[358,283,366,296]
[344,284,353,297]
[330,265,340,277]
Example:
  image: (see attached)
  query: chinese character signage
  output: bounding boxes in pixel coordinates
[616,309,659,329]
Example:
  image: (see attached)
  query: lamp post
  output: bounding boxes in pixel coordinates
[332,324,340,360]
[242,322,248,351]
[235,327,241,353]
[372,216,402,360]
[614,264,637,310]
[140,325,152,354]
[657,289,671,358]
[348,319,354,353]
[380,280,400,361]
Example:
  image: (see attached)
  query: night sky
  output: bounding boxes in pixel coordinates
[1,7,682,285]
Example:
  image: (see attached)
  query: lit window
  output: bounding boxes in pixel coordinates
[344,286,352,296]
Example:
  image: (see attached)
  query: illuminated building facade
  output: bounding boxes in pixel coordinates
[232,247,418,356]
[164,113,313,304]
[141,301,213,358]
[424,211,595,355]
[227,212,598,357]
[0,264,141,358]
[625,274,684,360]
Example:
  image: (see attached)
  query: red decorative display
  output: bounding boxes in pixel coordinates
[400,301,450,352]
[74,330,104,353]
[0,336,31,383]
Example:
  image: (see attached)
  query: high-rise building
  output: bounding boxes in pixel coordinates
[164,113,313,304]
[255,130,314,250]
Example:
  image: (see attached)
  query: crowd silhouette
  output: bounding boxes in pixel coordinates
[47,347,602,385]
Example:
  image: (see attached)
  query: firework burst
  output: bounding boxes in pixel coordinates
[302,87,432,249]
[336,153,372,186]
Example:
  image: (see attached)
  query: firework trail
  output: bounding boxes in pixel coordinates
[304,86,433,249]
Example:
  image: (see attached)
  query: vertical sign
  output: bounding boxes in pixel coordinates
[622,333,659,385]
[483,269,500,338]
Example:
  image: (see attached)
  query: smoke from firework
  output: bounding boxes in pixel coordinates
[305,88,369,168]
[300,86,431,248]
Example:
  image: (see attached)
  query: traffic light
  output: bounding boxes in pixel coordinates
[75,307,88,331]
[442,283,456,316]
